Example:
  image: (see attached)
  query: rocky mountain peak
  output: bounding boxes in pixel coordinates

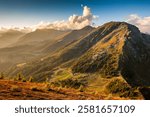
[72,22,150,86]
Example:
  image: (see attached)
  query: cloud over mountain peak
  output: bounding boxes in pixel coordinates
[0,6,98,32]
[35,6,98,31]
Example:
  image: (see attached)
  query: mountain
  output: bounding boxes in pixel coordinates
[8,22,150,88]
[13,29,68,46]
[43,26,94,53]
[0,26,94,72]
[72,22,150,86]
[0,30,25,48]
[0,29,68,72]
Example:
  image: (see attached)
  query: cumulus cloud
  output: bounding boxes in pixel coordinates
[127,14,150,33]
[0,6,98,32]
[33,6,98,31]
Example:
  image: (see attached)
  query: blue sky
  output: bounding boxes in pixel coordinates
[0,0,150,29]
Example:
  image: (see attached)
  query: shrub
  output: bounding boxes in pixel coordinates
[29,76,34,82]
[13,77,17,81]
[10,86,22,92]
[44,83,53,91]
[0,72,4,79]
[45,77,49,83]
[16,73,23,81]
[78,85,84,92]
[50,78,87,89]
[106,79,130,94]
[22,77,27,82]
[31,87,43,92]
[106,79,139,98]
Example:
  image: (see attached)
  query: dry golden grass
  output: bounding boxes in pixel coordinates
[0,79,144,100]
[0,79,104,100]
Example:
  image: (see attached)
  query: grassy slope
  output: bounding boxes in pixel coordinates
[0,78,143,100]
[45,67,143,100]
[0,79,106,100]
[3,22,149,100]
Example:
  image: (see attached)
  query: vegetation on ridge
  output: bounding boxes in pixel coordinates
[0,22,150,100]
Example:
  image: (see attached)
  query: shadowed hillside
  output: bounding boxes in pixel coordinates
[72,22,150,87]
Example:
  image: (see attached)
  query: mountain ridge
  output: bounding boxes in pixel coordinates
[7,22,150,88]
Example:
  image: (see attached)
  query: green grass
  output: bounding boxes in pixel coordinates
[52,68,73,81]
[85,73,111,93]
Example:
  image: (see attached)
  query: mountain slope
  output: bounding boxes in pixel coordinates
[0,29,69,72]
[8,22,150,87]
[6,26,94,77]
[72,22,150,86]
[0,30,25,48]
[1,26,95,72]
[72,22,132,74]
[9,24,122,79]
[43,26,94,54]
[0,79,104,100]
[14,29,68,46]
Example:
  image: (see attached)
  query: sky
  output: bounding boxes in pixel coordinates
[0,0,150,32]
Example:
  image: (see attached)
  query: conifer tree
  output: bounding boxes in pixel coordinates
[29,76,33,82]
[17,73,22,81]
[0,72,4,79]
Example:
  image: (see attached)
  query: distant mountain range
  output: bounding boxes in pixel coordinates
[0,26,93,71]
[1,22,150,88]
[0,30,25,48]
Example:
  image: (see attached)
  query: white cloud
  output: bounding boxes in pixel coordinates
[0,26,32,33]
[33,6,98,31]
[127,14,150,33]
[0,6,98,32]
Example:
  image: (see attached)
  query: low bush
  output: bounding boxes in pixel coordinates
[31,86,43,92]
[0,72,4,79]
[106,79,140,98]
[22,77,27,82]
[29,76,34,82]
[50,78,87,89]
[10,86,22,92]
[44,84,53,91]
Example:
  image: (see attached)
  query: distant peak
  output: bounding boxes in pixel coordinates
[96,21,141,36]
[81,25,94,30]
[104,21,139,29]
